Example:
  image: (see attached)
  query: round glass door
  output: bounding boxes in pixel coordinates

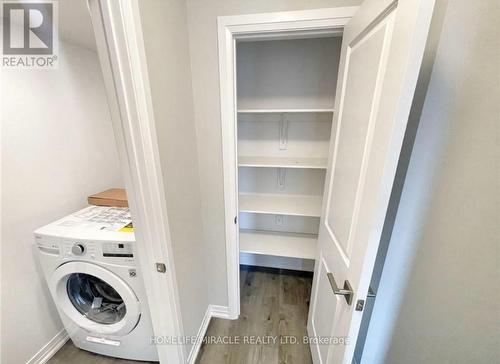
[50,261,140,335]
[66,273,127,324]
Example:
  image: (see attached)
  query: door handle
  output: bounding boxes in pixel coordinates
[327,273,354,305]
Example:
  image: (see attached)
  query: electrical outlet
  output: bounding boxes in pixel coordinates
[275,214,286,226]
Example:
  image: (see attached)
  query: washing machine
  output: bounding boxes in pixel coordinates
[35,206,158,362]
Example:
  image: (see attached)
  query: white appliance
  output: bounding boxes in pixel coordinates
[35,206,158,362]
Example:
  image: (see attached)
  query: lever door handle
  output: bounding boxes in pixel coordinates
[327,272,354,305]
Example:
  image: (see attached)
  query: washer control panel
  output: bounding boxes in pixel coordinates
[62,241,96,259]
[37,237,135,264]
[35,235,60,255]
[102,242,133,258]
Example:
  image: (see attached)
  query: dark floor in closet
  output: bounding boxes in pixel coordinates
[48,266,313,364]
[196,265,313,364]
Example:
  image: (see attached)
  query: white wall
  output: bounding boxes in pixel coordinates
[1,42,123,364]
[185,0,363,307]
[361,1,499,363]
[137,0,208,357]
[237,37,342,109]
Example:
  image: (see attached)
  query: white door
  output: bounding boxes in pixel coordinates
[307,0,435,363]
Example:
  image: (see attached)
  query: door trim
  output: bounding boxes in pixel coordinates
[87,1,185,363]
[217,7,358,319]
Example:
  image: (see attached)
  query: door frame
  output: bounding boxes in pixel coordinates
[218,7,359,319]
[88,1,185,363]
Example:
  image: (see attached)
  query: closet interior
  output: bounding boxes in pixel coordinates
[236,36,342,271]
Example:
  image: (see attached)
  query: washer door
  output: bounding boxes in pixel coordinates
[50,262,141,336]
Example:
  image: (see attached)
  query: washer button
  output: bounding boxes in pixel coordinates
[71,244,85,256]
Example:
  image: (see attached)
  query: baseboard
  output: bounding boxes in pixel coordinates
[26,329,69,364]
[187,306,212,364]
[209,304,231,319]
[186,304,232,364]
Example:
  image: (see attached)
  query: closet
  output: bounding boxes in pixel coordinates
[236,36,342,271]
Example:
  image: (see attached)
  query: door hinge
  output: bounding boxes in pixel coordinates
[234,216,238,224]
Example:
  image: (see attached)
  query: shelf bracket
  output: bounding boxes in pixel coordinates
[277,168,286,190]
[279,113,288,150]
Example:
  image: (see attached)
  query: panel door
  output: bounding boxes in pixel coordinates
[307,1,435,363]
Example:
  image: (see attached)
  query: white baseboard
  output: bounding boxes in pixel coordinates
[187,306,212,364]
[26,329,69,364]
[186,304,232,364]
[209,304,231,319]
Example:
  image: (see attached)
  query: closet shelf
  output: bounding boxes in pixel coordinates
[237,108,334,114]
[238,156,328,169]
[240,229,317,260]
[239,193,322,217]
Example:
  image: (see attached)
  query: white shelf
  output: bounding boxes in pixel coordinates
[238,156,328,169]
[239,193,322,217]
[237,108,334,114]
[240,229,317,260]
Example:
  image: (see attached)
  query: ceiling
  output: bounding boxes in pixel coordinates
[59,0,97,51]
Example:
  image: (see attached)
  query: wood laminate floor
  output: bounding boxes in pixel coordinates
[196,266,313,364]
[48,266,313,364]
[47,340,157,364]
